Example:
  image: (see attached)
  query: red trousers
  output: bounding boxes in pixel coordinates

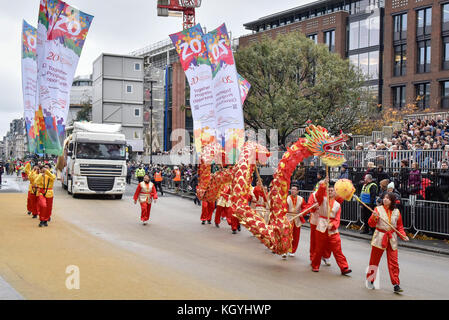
[27,192,38,216]
[290,225,301,254]
[139,202,152,222]
[200,201,215,221]
[312,230,349,272]
[310,224,330,262]
[215,206,226,225]
[366,245,400,286]
[37,196,53,222]
[224,207,239,231]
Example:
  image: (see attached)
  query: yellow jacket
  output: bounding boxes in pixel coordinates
[35,169,56,198]
[24,163,38,194]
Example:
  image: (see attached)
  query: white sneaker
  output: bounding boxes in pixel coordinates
[322,258,331,266]
[288,253,295,257]
[281,254,287,260]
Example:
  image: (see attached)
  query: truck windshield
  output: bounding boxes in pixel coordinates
[76,143,126,160]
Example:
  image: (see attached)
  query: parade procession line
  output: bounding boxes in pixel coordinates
[0,193,236,300]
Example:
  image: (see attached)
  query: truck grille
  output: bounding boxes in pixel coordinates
[87,177,115,192]
[80,164,123,177]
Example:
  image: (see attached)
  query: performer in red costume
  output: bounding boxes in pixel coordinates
[309,180,352,275]
[282,184,307,259]
[307,180,333,266]
[366,192,409,293]
[200,201,215,225]
[133,174,158,225]
[250,180,269,222]
[214,183,231,228]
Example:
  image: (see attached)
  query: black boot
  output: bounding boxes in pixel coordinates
[32,215,37,219]
[43,221,48,227]
[232,230,237,234]
[215,223,220,228]
[207,220,211,224]
[27,211,31,215]
[201,221,205,225]
[237,225,241,232]
[39,221,45,227]
[394,285,403,293]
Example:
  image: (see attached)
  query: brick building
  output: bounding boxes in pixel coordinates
[238,0,449,111]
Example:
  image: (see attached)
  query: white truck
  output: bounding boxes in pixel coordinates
[61,122,127,199]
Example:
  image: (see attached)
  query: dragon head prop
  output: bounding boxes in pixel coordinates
[303,125,348,167]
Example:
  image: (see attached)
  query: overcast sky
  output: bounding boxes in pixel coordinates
[0,0,310,138]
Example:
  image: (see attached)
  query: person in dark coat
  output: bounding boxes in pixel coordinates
[305,161,318,191]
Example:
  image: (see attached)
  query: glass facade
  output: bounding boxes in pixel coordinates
[307,34,318,44]
[349,16,380,50]
[443,3,449,32]
[349,51,379,80]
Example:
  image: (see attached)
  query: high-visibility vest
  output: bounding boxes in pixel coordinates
[136,168,146,177]
[360,182,376,204]
[154,172,162,182]
[173,170,181,181]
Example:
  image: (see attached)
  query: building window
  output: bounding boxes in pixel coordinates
[307,34,317,44]
[349,21,360,50]
[324,30,335,52]
[443,37,449,70]
[415,83,430,110]
[349,51,379,80]
[134,108,140,117]
[417,7,432,37]
[393,86,406,109]
[393,13,407,41]
[441,81,449,109]
[443,3,449,32]
[417,40,431,73]
[126,85,133,93]
[394,44,407,76]
[349,16,380,51]
[134,63,141,71]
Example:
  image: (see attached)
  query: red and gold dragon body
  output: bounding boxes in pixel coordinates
[197,125,348,254]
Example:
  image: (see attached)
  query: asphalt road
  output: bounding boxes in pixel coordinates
[1,175,449,299]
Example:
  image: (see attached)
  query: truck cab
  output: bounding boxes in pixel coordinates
[61,122,127,199]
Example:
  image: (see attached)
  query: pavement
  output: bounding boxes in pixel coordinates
[1,174,448,300]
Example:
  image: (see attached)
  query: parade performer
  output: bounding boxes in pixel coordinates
[133,174,158,225]
[35,164,56,227]
[24,162,40,218]
[200,200,215,225]
[214,183,231,228]
[307,184,331,266]
[250,180,269,223]
[282,185,307,259]
[366,192,409,293]
[310,180,352,275]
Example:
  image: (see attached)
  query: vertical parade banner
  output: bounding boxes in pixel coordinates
[21,20,38,153]
[169,24,216,153]
[238,74,251,105]
[203,23,245,164]
[37,0,93,155]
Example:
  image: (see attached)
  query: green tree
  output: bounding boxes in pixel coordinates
[74,98,92,123]
[235,32,375,144]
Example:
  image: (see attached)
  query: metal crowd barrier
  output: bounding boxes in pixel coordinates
[413,200,449,238]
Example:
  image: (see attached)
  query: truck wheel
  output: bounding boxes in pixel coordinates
[115,194,123,200]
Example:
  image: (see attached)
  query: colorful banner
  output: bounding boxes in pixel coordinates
[36,0,93,155]
[170,24,217,152]
[21,20,38,153]
[203,23,245,163]
[238,74,251,105]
